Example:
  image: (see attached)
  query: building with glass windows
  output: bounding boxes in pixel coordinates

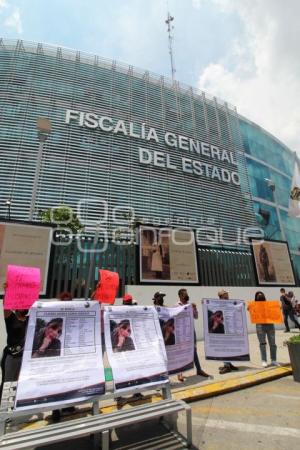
[0,39,299,283]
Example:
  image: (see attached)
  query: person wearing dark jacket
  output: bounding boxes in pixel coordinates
[280,288,300,332]
[0,307,28,400]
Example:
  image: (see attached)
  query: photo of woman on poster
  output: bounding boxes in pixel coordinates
[111,319,135,353]
[208,310,225,334]
[32,318,63,358]
[162,318,176,346]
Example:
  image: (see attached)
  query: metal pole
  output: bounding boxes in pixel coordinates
[29,140,44,221]
[6,201,11,220]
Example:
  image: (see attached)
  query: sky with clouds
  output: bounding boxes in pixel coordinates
[0,0,299,153]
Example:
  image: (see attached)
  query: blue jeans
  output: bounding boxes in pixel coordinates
[256,324,277,362]
[283,308,300,331]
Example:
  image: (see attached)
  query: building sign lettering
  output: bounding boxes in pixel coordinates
[65,109,240,185]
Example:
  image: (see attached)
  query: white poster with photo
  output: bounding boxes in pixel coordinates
[104,306,168,393]
[15,301,105,410]
[202,298,250,361]
[156,305,194,374]
[139,226,199,283]
[251,239,295,286]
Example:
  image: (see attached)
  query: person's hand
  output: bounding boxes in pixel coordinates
[39,336,52,352]
[117,335,125,348]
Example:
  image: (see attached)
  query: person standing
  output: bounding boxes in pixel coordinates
[217,289,239,374]
[0,303,28,400]
[280,288,300,332]
[251,291,279,367]
[177,288,210,381]
[153,291,166,307]
[122,293,137,306]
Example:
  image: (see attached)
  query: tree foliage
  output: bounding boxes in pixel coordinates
[38,205,84,234]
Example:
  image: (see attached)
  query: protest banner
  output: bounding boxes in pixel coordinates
[15,301,105,409]
[248,300,283,324]
[104,305,168,393]
[94,269,119,304]
[4,265,40,310]
[202,298,250,361]
[156,305,194,374]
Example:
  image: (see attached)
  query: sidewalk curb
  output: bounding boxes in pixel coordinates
[172,364,292,403]
[100,364,292,414]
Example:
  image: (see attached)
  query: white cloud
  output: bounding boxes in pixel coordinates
[4,6,22,34]
[197,0,300,152]
[0,0,7,10]
[192,0,202,8]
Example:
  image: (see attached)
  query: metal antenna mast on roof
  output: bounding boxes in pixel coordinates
[165,11,176,82]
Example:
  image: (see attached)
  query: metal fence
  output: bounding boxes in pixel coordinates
[48,240,257,298]
[47,239,137,298]
[197,248,256,286]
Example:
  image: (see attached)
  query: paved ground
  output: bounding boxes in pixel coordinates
[177,376,300,450]
[170,328,295,391]
[37,376,300,450]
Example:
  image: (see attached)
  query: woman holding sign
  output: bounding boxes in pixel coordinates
[0,308,28,399]
[0,283,28,400]
[253,291,279,368]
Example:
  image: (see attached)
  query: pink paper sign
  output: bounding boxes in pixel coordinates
[4,265,41,310]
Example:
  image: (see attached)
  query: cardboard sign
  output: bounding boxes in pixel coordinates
[4,265,41,310]
[94,270,119,304]
[248,301,283,324]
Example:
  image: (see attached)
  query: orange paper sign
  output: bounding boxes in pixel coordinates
[94,269,119,304]
[248,301,283,324]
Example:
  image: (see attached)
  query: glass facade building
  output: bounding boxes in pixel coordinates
[0,39,299,278]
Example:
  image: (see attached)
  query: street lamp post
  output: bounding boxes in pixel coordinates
[28,118,51,221]
[265,178,286,241]
[5,200,11,220]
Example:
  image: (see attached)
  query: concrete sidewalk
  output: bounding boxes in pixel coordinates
[170,328,294,391]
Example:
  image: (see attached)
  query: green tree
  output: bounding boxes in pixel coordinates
[38,205,84,234]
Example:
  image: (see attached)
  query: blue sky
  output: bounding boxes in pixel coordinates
[1,0,300,152]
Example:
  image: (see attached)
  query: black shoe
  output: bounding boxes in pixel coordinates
[61,406,76,414]
[228,363,239,371]
[284,329,290,333]
[51,410,61,423]
[219,366,231,374]
[197,369,210,378]
[133,393,144,400]
[116,397,127,406]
